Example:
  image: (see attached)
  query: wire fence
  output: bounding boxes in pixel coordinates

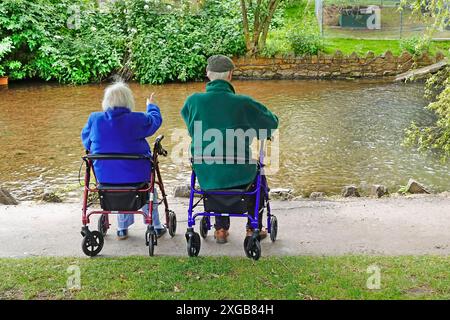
[315,0,450,40]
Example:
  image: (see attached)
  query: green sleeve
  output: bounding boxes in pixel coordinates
[246,97,279,132]
[181,98,191,134]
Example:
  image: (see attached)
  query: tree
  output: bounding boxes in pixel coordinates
[240,0,283,56]
[403,0,450,161]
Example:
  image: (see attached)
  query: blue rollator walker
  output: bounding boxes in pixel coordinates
[185,140,278,260]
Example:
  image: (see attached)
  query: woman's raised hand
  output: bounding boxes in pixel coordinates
[146,92,155,105]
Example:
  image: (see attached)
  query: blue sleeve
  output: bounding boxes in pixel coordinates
[139,103,163,138]
[81,115,93,151]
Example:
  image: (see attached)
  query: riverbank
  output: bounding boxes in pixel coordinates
[1,193,449,258]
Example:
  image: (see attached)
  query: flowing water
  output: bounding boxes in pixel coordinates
[0,79,448,200]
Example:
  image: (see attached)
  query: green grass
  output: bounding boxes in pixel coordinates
[1,256,450,299]
[323,38,450,56]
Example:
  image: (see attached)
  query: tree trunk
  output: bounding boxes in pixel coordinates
[240,0,283,56]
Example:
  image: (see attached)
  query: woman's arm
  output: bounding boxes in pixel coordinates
[81,115,93,151]
[138,102,163,138]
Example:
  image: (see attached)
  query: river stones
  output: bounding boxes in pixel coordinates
[342,185,360,197]
[0,188,18,205]
[371,185,389,198]
[41,192,63,203]
[174,185,191,198]
[309,192,326,200]
[269,188,294,200]
[406,179,430,194]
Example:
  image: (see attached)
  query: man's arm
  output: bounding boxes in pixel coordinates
[181,98,192,136]
[247,98,279,133]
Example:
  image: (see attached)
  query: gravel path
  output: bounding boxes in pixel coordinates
[1,194,449,258]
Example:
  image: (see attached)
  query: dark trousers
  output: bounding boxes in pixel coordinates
[214,182,264,231]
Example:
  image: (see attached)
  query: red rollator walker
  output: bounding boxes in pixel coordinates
[80,135,177,257]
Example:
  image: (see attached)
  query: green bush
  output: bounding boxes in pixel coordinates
[0,0,246,84]
[263,2,323,57]
[404,67,450,161]
[127,0,245,84]
[34,1,126,84]
[400,36,430,56]
[288,25,324,56]
[0,37,13,76]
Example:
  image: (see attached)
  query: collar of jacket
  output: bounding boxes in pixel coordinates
[106,107,131,117]
[205,79,236,94]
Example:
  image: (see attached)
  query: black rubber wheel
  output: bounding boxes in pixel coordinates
[199,216,209,239]
[97,214,108,236]
[82,231,104,257]
[148,232,156,257]
[270,215,278,242]
[243,236,261,261]
[186,232,201,257]
[168,210,177,237]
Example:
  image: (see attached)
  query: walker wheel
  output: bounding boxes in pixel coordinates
[148,232,156,257]
[82,231,104,257]
[199,216,209,239]
[270,215,278,242]
[168,210,177,237]
[186,232,201,257]
[97,214,109,236]
[244,236,261,261]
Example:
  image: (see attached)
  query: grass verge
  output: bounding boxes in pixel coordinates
[323,38,450,56]
[1,256,450,300]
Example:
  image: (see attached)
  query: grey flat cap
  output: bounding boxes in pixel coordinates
[206,55,235,72]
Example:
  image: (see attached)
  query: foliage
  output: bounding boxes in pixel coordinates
[127,0,245,84]
[262,0,319,57]
[403,0,450,160]
[0,0,246,84]
[405,0,450,33]
[400,36,431,57]
[404,67,450,161]
[288,20,324,55]
[0,37,12,76]
[33,1,126,84]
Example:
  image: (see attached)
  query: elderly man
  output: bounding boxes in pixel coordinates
[181,55,279,244]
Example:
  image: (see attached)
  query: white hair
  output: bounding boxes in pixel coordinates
[207,70,231,81]
[102,81,135,111]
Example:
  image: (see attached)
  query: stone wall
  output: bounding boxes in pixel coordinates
[232,51,446,80]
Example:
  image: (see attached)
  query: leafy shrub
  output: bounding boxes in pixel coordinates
[400,36,430,56]
[263,1,320,57]
[127,0,245,84]
[0,37,13,76]
[0,0,246,84]
[288,24,324,56]
[404,67,450,161]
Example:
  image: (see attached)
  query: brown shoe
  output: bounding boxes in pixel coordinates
[214,228,229,244]
[246,227,268,240]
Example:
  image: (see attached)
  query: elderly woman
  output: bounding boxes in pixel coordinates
[81,81,166,240]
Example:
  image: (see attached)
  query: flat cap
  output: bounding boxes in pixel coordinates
[206,55,235,72]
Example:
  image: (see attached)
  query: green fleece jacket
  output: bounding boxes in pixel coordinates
[181,80,279,190]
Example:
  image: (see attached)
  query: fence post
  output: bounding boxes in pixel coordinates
[400,9,403,39]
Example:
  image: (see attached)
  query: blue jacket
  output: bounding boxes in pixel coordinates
[81,104,162,184]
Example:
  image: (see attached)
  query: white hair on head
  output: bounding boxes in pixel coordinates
[102,81,135,111]
[207,70,231,81]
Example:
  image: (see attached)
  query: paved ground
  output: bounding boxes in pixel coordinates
[1,194,450,258]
